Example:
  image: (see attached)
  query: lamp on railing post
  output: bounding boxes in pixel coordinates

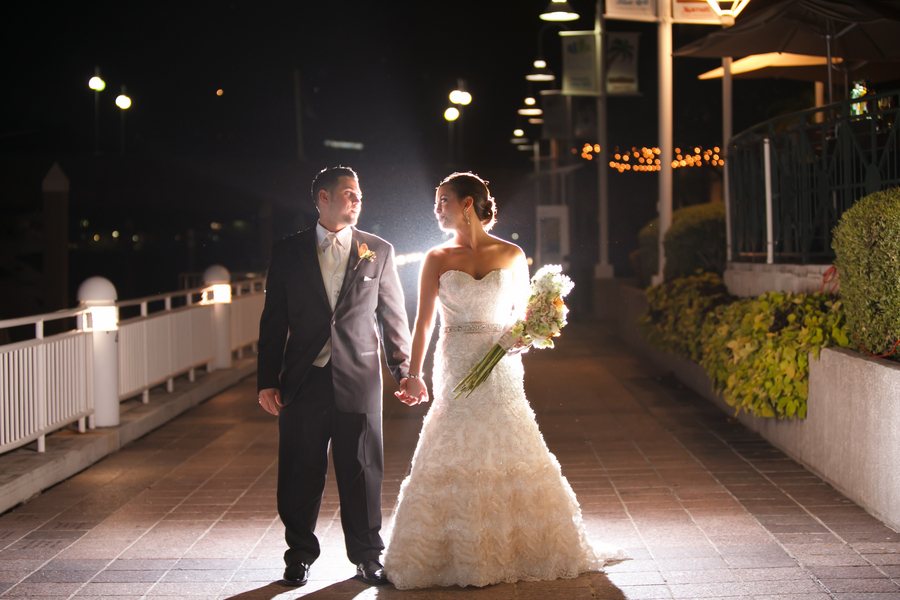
[204,265,232,370]
[78,276,119,427]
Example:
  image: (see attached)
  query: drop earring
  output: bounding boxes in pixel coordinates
[464,209,470,225]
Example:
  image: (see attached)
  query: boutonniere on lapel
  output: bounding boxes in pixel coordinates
[354,240,376,270]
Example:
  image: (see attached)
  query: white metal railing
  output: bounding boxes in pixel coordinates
[230,279,266,357]
[0,308,94,454]
[0,275,266,456]
[117,289,217,403]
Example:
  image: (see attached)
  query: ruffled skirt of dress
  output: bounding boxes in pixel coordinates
[382,332,626,590]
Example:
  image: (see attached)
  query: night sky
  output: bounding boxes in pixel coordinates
[4,1,779,162]
[1,0,814,311]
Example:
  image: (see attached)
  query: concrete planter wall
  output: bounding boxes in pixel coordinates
[613,282,900,532]
[724,262,833,298]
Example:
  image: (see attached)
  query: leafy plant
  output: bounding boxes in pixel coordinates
[832,187,900,361]
[699,291,851,419]
[640,276,853,419]
[639,272,733,362]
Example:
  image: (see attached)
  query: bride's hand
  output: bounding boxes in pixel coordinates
[396,378,429,406]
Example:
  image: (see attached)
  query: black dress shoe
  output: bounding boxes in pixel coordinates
[281,562,310,587]
[355,559,389,585]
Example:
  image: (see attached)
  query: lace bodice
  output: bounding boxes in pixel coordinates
[437,269,518,328]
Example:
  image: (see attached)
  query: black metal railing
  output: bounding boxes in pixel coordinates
[728,88,900,263]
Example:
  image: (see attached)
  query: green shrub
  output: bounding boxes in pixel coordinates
[663,202,727,281]
[639,272,733,362]
[832,187,900,361]
[699,291,851,419]
[636,202,727,287]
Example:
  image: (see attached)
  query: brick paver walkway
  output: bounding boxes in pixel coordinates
[1,322,899,599]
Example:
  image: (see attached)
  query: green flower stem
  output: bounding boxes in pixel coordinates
[452,344,506,398]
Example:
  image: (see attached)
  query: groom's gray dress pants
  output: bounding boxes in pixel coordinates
[277,362,385,567]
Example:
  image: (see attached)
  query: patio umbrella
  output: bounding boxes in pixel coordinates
[697,52,900,84]
[674,0,900,101]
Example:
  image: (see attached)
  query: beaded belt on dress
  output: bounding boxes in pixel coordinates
[442,322,504,334]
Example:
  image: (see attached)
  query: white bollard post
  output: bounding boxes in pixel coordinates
[77,277,120,427]
[204,265,232,370]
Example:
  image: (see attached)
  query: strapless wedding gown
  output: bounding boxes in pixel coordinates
[383,269,624,590]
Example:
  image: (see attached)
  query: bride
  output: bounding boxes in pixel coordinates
[383,172,624,590]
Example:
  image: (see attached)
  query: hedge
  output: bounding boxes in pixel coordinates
[636,202,726,287]
[832,187,900,362]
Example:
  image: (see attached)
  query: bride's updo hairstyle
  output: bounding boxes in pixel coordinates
[439,172,497,232]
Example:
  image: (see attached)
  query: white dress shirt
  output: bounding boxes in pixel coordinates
[313,222,353,366]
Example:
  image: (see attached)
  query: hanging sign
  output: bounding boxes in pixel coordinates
[561,32,599,96]
[672,0,720,24]
[605,0,658,21]
[607,32,640,95]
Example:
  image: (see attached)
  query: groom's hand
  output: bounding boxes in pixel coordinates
[258,388,282,416]
[396,378,429,406]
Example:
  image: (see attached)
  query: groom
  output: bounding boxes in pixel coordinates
[257,166,423,587]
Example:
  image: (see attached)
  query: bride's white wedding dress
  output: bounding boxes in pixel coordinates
[383,268,624,590]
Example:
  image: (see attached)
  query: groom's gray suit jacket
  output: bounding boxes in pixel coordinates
[257,226,411,413]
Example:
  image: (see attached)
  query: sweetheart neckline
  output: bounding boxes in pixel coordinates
[439,268,512,282]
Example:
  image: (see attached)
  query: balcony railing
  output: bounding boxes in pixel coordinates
[728,88,900,264]
[0,276,265,456]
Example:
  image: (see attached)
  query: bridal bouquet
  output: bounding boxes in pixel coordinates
[452,264,574,398]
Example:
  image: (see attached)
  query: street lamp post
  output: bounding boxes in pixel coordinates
[88,67,105,154]
[655,0,674,285]
[115,85,131,155]
[594,3,613,278]
[702,0,754,264]
[444,106,460,164]
[448,80,471,165]
[541,0,613,278]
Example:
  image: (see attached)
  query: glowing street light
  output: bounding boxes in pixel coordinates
[88,76,105,91]
[526,60,555,82]
[444,107,460,121]
[514,129,524,137]
[704,0,751,24]
[449,90,472,105]
[540,0,579,21]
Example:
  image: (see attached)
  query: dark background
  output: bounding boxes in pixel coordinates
[0,0,815,320]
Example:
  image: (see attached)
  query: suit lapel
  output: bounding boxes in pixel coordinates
[336,227,364,308]
[299,228,330,310]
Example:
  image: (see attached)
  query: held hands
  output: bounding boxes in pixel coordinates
[258,388,283,416]
[396,377,429,406]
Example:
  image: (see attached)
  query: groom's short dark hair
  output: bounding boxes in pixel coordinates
[312,166,358,207]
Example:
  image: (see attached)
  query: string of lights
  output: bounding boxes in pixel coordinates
[574,144,726,172]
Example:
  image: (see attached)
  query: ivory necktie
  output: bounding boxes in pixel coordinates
[322,233,341,272]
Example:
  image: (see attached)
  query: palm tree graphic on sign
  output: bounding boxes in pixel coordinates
[608,38,635,66]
